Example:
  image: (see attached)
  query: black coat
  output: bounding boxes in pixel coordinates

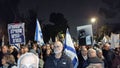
[102,49,115,68]
[44,53,73,68]
[77,53,89,68]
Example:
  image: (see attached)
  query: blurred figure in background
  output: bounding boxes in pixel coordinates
[39,52,44,68]
[0,45,9,67]
[112,47,120,68]
[7,54,17,68]
[87,48,104,68]
[78,46,89,68]
[30,43,38,56]
[0,55,9,68]
[9,46,18,63]
[96,49,107,68]
[102,43,115,68]
[44,49,52,61]
[86,63,103,68]
[0,54,17,68]
[23,45,29,54]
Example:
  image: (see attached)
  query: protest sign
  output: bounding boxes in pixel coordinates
[8,23,25,45]
[77,25,93,45]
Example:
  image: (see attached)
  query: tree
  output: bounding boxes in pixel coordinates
[49,12,69,33]
[0,0,20,44]
[98,0,120,40]
[43,12,69,43]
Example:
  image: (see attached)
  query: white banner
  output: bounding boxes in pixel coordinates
[110,33,119,48]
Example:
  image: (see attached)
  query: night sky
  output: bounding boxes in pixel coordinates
[18,0,103,38]
[0,0,120,39]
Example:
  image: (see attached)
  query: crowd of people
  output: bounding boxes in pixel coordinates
[0,40,120,68]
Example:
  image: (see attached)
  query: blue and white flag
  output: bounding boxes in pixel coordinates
[64,28,78,68]
[34,19,44,46]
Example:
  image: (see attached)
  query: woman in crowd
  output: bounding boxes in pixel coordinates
[0,54,17,68]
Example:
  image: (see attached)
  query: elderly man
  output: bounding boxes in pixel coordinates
[44,41,73,68]
[17,53,39,68]
[78,47,89,68]
[87,48,104,68]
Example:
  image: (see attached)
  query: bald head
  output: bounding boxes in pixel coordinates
[17,53,39,68]
[54,41,63,47]
[104,43,110,50]
[54,41,63,54]
[88,48,97,58]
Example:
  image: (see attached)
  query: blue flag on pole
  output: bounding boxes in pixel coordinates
[34,19,44,45]
[64,28,79,68]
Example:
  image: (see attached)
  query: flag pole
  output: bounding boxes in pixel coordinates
[2,35,4,46]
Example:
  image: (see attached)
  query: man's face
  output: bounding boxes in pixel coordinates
[2,46,8,54]
[54,41,63,54]
[97,52,102,57]
[18,53,39,68]
[104,43,110,50]
[81,48,88,56]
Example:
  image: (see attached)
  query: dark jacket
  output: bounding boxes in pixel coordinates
[44,53,73,68]
[112,55,120,68]
[88,57,103,63]
[77,53,89,68]
[102,49,115,68]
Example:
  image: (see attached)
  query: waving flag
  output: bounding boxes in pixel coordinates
[34,19,44,46]
[64,28,78,68]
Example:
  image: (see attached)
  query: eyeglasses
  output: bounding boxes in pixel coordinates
[54,46,60,48]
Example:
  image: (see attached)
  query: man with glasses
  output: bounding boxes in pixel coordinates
[44,41,73,68]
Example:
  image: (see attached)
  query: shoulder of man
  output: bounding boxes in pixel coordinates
[61,53,72,62]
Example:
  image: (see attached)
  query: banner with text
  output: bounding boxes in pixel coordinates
[8,23,25,45]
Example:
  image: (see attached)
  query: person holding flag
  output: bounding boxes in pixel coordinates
[34,19,44,46]
[64,28,79,68]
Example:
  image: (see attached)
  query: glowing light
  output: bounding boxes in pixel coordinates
[91,17,97,24]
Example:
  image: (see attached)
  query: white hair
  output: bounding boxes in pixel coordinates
[17,52,39,68]
[88,48,97,58]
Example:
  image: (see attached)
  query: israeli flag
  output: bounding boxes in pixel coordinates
[34,19,44,46]
[64,28,78,68]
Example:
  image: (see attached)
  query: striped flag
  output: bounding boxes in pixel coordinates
[64,28,78,68]
[34,19,44,46]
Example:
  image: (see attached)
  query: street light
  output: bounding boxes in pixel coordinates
[90,17,97,24]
